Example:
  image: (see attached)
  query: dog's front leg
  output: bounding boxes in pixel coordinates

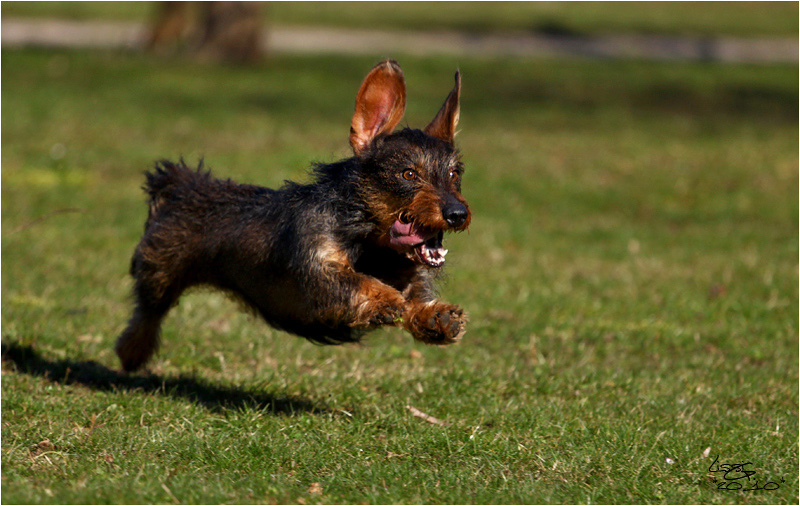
[313,258,405,330]
[399,273,467,345]
[347,274,408,328]
[306,241,406,332]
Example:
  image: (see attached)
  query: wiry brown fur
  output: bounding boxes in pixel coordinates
[116,60,471,372]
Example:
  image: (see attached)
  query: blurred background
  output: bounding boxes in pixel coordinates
[2,2,798,504]
[3,1,799,62]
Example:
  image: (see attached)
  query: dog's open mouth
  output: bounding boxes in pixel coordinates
[389,219,448,268]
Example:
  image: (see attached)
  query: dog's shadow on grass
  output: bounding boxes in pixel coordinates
[1,342,327,416]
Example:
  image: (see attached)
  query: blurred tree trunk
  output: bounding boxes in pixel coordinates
[197,2,263,63]
[146,1,264,64]
[146,1,191,52]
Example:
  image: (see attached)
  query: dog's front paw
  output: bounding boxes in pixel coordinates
[405,302,466,345]
[367,299,405,327]
[351,287,406,328]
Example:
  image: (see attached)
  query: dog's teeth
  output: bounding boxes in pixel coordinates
[416,242,446,267]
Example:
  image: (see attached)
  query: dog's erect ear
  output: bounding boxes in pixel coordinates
[424,70,461,144]
[350,60,407,155]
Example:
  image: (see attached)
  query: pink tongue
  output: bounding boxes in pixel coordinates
[389,220,427,246]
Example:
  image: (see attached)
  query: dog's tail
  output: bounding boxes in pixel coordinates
[142,159,206,223]
[144,159,199,200]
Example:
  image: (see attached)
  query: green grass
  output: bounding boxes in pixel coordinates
[2,48,798,504]
[2,1,798,37]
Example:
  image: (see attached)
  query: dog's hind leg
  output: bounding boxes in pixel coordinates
[115,253,185,372]
[115,303,168,372]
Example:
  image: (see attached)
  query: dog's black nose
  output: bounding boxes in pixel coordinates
[442,202,469,228]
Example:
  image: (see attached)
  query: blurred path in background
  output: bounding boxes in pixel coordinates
[2,18,797,63]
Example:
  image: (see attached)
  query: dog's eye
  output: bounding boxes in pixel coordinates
[402,169,417,181]
[449,169,461,180]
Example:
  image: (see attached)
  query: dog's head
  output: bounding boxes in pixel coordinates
[350,60,470,268]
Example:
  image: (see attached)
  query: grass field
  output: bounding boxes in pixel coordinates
[2,1,798,38]
[2,46,798,504]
